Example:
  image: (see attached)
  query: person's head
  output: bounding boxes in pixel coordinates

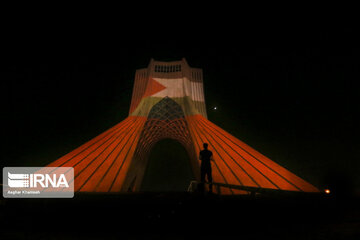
[203,143,208,149]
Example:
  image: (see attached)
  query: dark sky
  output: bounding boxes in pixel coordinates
[2,21,359,196]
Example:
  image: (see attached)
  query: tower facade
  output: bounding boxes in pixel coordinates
[47,59,319,194]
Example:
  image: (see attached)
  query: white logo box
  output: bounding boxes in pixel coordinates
[3,167,74,198]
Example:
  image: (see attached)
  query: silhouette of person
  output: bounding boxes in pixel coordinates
[199,143,214,192]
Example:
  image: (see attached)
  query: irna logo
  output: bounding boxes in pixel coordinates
[8,172,69,188]
[3,167,74,198]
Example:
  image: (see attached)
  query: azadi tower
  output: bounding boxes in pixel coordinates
[47,58,319,194]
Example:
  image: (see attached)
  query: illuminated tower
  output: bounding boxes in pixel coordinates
[47,58,319,194]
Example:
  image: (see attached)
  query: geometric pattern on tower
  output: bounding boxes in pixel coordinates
[147,96,185,120]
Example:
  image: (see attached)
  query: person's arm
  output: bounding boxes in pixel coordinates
[199,152,202,161]
[210,153,214,161]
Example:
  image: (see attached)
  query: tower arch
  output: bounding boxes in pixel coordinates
[122,97,199,191]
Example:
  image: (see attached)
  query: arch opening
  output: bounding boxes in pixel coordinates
[140,138,195,192]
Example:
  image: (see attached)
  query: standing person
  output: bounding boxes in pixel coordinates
[199,143,214,193]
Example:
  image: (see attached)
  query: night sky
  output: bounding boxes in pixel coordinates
[2,22,359,197]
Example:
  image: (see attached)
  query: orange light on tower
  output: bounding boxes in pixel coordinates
[325,189,331,194]
[44,58,321,194]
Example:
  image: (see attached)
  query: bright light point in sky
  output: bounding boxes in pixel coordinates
[214,107,217,110]
[325,189,330,194]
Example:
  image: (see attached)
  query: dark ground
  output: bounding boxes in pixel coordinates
[1,192,360,240]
